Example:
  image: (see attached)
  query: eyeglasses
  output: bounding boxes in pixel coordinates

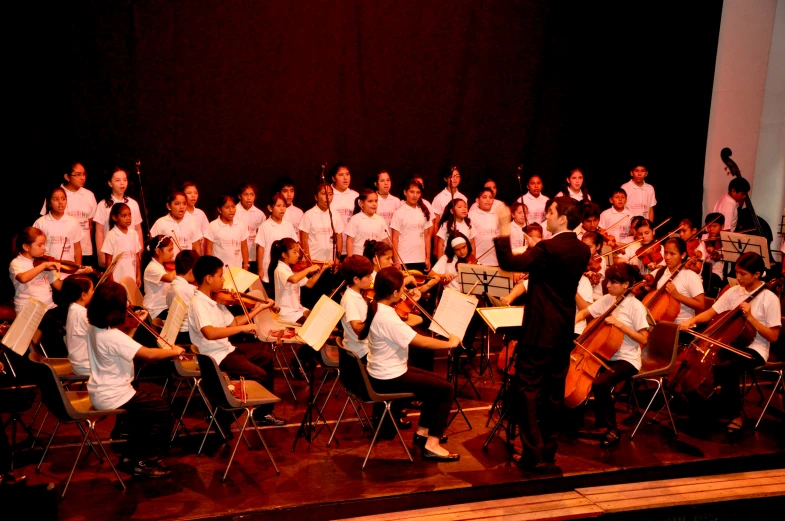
[69,172,87,177]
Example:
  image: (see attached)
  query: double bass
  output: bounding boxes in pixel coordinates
[668,278,779,395]
[721,148,773,249]
[564,280,647,408]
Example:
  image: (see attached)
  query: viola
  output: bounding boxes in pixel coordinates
[33,254,97,275]
[564,280,647,408]
[361,286,418,322]
[669,278,780,396]
[635,242,664,267]
[584,256,604,286]
[703,236,723,262]
[597,228,618,249]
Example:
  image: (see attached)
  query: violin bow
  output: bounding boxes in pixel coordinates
[123,302,187,359]
[626,218,678,261]
[679,329,754,359]
[59,237,68,264]
[603,214,631,232]
[385,230,412,278]
[225,264,258,339]
[169,230,183,252]
[319,163,338,265]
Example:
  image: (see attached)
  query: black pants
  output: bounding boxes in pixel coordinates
[39,308,68,358]
[714,346,765,418]
[592,360,638,429]
[370,367,454,437]
[513,344,571,464]
[116,390,174,463]
[219,343,275,415]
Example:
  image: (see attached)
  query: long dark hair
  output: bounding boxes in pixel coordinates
[102,167,129,208]
[438,199,472,231]
[358,267,404,341]
[401,179,430,222]
[109,202,130,230]
[61,275,93,306]
[445,231,472,263]
[268,237,298,288]
[353,188,376,215]
[564,168,590,200]
[362,239,391,264]
[736,252,765,277]
[87,280,127,329]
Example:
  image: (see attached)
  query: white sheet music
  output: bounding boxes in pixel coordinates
[222,267,260,293]
[297,296,345,351]
[477,306,524,332]
[159,295,187,348]
[429,288,478,339]
[2,298,47,355]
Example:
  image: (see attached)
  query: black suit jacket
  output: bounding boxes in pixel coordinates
[495,232,590,350]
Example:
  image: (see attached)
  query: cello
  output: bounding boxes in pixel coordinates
[564,280,647,408]
[641,256,699,323]
[668,278,779,395]
[721,148,773,249]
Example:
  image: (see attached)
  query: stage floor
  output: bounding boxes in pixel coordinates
[5,351,785,521]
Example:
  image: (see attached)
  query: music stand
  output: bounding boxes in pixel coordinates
[457,265,514,378]
[719,231,771,269]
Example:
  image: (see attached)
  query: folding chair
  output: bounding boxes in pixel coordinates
[195,354,281,482]
[331,348,414,469]
[255,308,302,402]
[630,321,680,439]
[29,359,126,499]
[753,360,784,429]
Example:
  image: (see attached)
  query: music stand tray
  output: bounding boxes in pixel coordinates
[719,232,771,268]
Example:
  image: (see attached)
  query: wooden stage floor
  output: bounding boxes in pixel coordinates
[4,352,785,521]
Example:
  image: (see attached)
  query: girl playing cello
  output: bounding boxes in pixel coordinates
[679,252,780,434]
[643,237,705,327]
[573,264,650,447]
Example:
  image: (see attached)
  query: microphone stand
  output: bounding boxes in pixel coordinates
[135,160,152,239]
[516,164,528,228]
[320,163,338,266]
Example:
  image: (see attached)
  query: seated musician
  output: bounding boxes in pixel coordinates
[574,264,650,447]
[645,237,705,330]
[679,252,780,434]
[340,255,375,360]
[618,218,663,275]
[359,267,461,461]
[187,255,284,427]
[165,250,199,345]
[701,213,725,298]
[676,218,706,275]
[86,280,184,478]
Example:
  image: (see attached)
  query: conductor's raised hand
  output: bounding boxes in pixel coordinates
[495,203,512,227]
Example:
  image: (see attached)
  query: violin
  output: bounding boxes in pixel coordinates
[703,236,723,262]
[361,285,418,322]
[597,228,618,249]
[669,278,780,396]
[213,289,276,312]
[584,256,604,286]
[634,242,664,267]
[163,261,176,272]
[292,244,332,273]
[33,254,97,275]
[564,280,647,408]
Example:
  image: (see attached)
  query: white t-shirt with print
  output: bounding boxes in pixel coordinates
[345,213,390,257]
[575,275,594,335]
[711,285,781,361]
[299,205,345,261]
[9,255,57,313]
[33,214,84,263]
[435,220,475,244]
[66,303,91,375]
[150,214,203,257]
[100,226,141,283]
[341,287,369,358]
[273,261,308,323]
[188,290,236,365]
[235,205,265,262]
[254,218,299,283]
[621,180,657,218]
[93,196,143,236]
[390,204,432,264]
[652,266,704,323]
[432,254,460,292]
[588,294,649,370]
[376,193,401,227]
[329,186,359,255]
[284,205,304,229]
[468,207,500,266]
[432,189,467,220]
[521,193,550,224]
[167,276,197,332]
[40,185,97,255]
[599,207,633,244]
[205,218,249,269]
[143,259,170,318]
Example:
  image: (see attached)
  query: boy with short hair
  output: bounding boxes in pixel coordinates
[276,176,304,229]
[188,255,284,426]
[621,164,656,221]
[166,249,200,344]
[713,177,750,231]
[701,213,726,297]
[599,189,632,245]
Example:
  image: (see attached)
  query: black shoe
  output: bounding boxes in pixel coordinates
[133,460,172,478]
[512,453,538,470]
[0,471,27,486]
[422,447,460,462]
[254,412,286,426]
[600,427,621,448]
[110,428,130,441]
[413,433,448,447]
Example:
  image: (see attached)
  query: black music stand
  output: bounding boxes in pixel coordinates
[720,231,771,269]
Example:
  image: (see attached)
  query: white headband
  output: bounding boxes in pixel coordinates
[451,237,467,248]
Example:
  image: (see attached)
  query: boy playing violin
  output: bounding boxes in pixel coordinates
[187,255,284,428]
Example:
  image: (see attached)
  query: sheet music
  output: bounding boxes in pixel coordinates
[159,295,187,348]
[477,306,524,332]
[97,253,123,287]
[429,288,478,339]
[297,295,345,350]
[1,298,47,355]
[222,266,260,293]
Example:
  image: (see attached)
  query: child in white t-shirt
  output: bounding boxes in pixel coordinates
[431,167,467,228]
[574,264,649,447]
[621,164,657,221]
[390,179,432,271]
[100,202,142,287]
[255,192,299,283]
[339,255,375,359]
[149,191,203,257]
[235,182,266,270]
[182,181,210,247]
[269,238,331,324]
[345,189,390,257]
[62,275,94,376]
[276,176,305,230]
[94,168,144,266]
[520,175,549,224]
[328,164,359,256]
[143,236,176,319]
[299,183,344,262]
[166,250,199,344]
[467,187,500,266]
[204,195,249,269]
[555,168,591,202]
[33,187,85,265]
[86,280,183,477]
[374,170,401,226]
[434,199,476,259]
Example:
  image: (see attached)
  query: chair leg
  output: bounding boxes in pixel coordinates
[169,379,184,404]
[222,412,251,482]
[231,411,253,449]
[328,396,351,447]
[195,380,227,439]
[248,410,280,475]
[319,371,340,416]
[76,421,104,463]
[198,411,217,456]
[160,377,170,398]
[288,345,309,384]
[37,421,60,470]
[170,379,198,443]
[659,380,678,436]
[62,421,92,499]
[272,346,298,403]
[88,420,126,491]
[362,405,388,470]
[354,400,372,428]
[32,411,50,449]
[756,370,784,430]
[630,378,662,440]
[387,402,412,464]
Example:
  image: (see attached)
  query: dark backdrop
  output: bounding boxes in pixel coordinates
[7,0,722,296]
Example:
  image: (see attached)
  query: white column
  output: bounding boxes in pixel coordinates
[703,0,781,240]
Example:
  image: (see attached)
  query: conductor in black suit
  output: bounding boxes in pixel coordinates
[494,196,590,469]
